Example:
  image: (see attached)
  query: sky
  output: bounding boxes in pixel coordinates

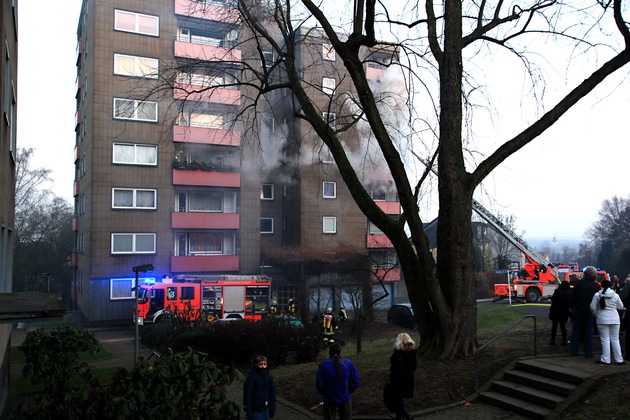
[16,1,630,244]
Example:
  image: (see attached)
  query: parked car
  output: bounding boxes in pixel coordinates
[387,303,417,330]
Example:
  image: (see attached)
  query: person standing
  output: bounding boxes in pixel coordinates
[389,333,417,420]
[316,343,359,420]
[548,280,572,346]
[243,355,276,420]
[620,277,630,360]
[570,266,601,358]
[590,280,625,365]
[287,299,296,317]
[322,307,338,345]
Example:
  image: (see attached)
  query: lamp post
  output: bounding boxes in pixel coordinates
[132,263,154,363]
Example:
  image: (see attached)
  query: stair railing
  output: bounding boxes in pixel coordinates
[474,314,537,392]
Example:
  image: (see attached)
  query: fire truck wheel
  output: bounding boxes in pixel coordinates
[525,287,541,303]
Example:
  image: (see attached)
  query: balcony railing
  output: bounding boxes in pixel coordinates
[174,39,241,62]
[173,83,240,105]
[172,211,240,229]
[174,0,240,23]
[366,234,394,248]
[173,125,240,146]
[172,168,240,187]
[170,254,239,272]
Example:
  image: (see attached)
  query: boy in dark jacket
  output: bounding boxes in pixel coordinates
[244,355,276,420]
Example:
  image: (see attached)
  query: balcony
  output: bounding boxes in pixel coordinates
[75,39,83,65]
[75,74,82,99]
[371,268,401,282]
[73,180,80,197]
[375,201,401,215]
[173,83,240,105]
[171,254,239,273]
[366,66,385,81]
[174,0,239,23]
[71,251,79,267]
[74,144,80,162]
[172,211,239,229]
[172,168,240,187]
[72,216,79,231]
[75,109,81,131]
[366,234,393,248]
[173,125,240,146]
[174,40,241,62]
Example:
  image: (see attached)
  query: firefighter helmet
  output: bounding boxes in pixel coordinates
[325,307,333,314]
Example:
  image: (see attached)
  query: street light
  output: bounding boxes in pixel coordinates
[132,263,154,363]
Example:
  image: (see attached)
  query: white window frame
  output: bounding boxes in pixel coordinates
[114,10,159,37]
[323,217,337,234]
[112,188,157,210]
[113,98,158,122]
[110,277,156,300]
[111,233,156,254]
[113,142,158,166]
[262,51,274,68]
[261,184,274,200]
[322,77,336,95]
[261,218,274,234]
[114,53,159,79]
[323,182,336,198]
[322,112,336,129]
[322,43,336,61]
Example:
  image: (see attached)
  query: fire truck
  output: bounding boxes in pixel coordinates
[136,274,271,325]
[472,200,582,303]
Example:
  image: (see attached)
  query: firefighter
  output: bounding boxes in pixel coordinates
[322,307,337,345]
[270,300,278,316]
[287,299,296,317]
[338,307,348,323]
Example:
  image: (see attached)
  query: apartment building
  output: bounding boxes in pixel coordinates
[0,0,17,412]
[73,0,401,323]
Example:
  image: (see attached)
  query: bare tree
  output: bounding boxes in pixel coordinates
[145,1,630,358]
[485,214,521,270]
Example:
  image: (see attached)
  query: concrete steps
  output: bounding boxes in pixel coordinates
[478,359,589,419]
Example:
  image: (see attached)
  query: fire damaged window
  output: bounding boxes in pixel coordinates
[261,184,274,200]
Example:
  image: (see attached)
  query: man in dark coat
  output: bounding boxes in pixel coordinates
[549,280,572,345]
[570,266,601,358]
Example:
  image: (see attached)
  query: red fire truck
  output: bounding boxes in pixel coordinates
[136,275,271,325]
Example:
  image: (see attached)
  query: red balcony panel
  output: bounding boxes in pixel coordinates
[71,251,79,267]
[171,255,239,273]
[173,125,240,146]
[371,268,401,282]
[366,234,394,248]
[175,0,239,23]
[73,180,80,196]
[174,40,241,62]
[366,66,385,81]
[173,83,240,105]
[376,201,401,215]
[172,169,241,187]
[72,216,79,231]
[172,212,239,229]
[74,144,80,162]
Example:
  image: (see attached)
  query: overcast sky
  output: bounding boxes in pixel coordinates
[16,1,630,243]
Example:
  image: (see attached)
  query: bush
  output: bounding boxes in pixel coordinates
[141,316,322,367]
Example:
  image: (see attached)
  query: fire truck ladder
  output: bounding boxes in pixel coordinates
[472,199,549,267]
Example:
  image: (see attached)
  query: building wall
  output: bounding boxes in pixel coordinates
[0,0,17,414]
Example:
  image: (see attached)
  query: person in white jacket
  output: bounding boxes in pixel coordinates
[590,280,625,365]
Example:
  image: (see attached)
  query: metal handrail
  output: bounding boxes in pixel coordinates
[473,315,537,392]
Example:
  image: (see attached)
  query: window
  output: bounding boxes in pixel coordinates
[114,98,158,122]
[114,10,159,36]
[114,54,159,78]
[323,217,337,233]
[187,232,224,254]
[322,112,336,129]
[179,191,224,212]
[112,188,157,209]
[368,221,383,235]
[322,77,336,95]
[262,115,275,132]
[181,287,195,300]
[179,112,223,128]
[261,184,274,200]
[110,278,134,300]
[323,182,336,198]
[113,143,157,165]
[262,51,273,68]
[371,189,387,201]
[322,43,336,61]
[176,72,224,87]
[111,233,156,254]
[261,218,274,234]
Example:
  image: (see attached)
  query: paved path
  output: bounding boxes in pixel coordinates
[11,326,630,419]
